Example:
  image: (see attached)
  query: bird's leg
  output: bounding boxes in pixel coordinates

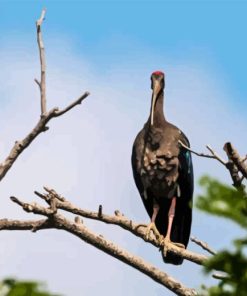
[165,196,176,241]
[160,197,185,256]
[135,203,160,239]
[144,201,160,240]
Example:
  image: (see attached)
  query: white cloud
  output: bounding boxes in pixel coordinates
[0,36,246,295]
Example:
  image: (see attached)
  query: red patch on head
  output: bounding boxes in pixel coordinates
[152,71,164,76]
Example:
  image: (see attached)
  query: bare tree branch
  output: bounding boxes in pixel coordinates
[205,145,227,166]
[212,272,229,280]
[0,8,90,183]
[178,140,215,160]
[34,187,208,265]
[178,140,227,165]
[3,195,197,296]
[179,140,246,191]
[36,8,47,115]
[224,142,247,179]
[52,92,89,117]
[0,218,50,231]
[190,236,216,256]
[0,93,89,182]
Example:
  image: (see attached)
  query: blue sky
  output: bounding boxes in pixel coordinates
[0,1,247,296]
[1,0,247,103]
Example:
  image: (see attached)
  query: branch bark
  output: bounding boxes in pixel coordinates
[3,194,198,296]
[35,187,208,265]
[0,8,90,182]
[223,142,247,179]
[36,8,47,115]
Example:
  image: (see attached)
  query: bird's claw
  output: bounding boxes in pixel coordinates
[145,222,161,240]
[136,222,161,241]
[159,236,185,257]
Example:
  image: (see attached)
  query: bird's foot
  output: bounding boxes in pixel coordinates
[145,222,161,240]
[159,236,185,257]
[136,222,160,241]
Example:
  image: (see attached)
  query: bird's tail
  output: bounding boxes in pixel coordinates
[161,250,183,265]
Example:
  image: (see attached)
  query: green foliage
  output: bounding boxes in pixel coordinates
[0,278,61,296]
[197,176,247,296]
[197,176,247,227]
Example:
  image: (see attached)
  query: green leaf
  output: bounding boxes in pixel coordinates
[196,176,247,227]
[196,176,247,295]
[0,278,61,296]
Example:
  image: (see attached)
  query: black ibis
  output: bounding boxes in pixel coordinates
[131,71,193,265]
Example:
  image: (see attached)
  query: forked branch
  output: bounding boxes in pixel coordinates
[179,140,246,190]
[0,9,90,182]
[1,193,198,296]
[36,187,208,265]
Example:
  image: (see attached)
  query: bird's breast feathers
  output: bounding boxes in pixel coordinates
[132,126,182,198]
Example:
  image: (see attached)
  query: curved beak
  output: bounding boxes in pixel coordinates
[150,80,162,125]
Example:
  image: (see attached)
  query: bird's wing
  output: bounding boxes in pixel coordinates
[131,129,153,218]
[178,131,194,199]
[166,131,193,262]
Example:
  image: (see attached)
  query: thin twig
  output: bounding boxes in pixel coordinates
[206,145,227,166]
[34,78,41,90]
[190,236,216,256]
[0,91,89,182]
[212,272,229,280]
[179,140,246,190]
[178,140,227,165]
[53,92,90,117]
[36,8,47,115]
[178,141,215,159]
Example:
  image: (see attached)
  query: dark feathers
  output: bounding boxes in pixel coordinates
[131,124,193,265]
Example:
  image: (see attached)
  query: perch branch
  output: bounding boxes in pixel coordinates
[33,187,208,266]
[4,196,197,296]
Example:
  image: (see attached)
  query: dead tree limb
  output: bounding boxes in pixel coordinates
[36,8,47,115]
[190,236,216,256]
[179,141,246,191]
[34,187,208,265]
[0,9,90,182]
[1,195,197,296]
[223,142,247,179]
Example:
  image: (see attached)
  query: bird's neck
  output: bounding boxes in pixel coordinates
[150,91,166,127]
